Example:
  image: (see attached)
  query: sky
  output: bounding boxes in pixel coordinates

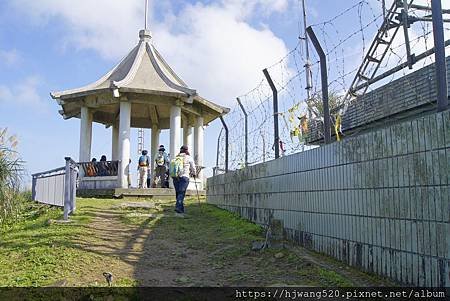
[0,0,448,186]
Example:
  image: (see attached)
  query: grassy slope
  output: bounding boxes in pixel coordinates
[0,197,382,287]
[0,199,118,286]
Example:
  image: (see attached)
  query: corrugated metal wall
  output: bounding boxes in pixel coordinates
[34,169,65,207]
[207,109,450,287]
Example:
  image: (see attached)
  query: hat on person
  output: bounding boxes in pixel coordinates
[158,144,165,151]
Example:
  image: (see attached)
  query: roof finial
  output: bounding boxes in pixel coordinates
[144,0,148,30]
[140,0,152,41]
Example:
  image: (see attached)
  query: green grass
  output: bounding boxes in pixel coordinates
[0,198,122,286]
[317,268,354,287]
[157,197,262,260]
[0,197,366,288]
[118,204,162,226]
[0,197,261,286]
[1,206,82,286]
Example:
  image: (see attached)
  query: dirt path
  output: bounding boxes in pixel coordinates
[67,198,390,287]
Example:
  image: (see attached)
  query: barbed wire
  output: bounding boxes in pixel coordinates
[216,0,450,173]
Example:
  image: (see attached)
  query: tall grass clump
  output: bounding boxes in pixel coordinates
[0,128,24,226]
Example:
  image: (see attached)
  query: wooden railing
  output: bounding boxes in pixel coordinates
[78,160,119,177]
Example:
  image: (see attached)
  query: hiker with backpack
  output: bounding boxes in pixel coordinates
[170,145,195,214]
[138,150,150,188]
[153,145,169,188]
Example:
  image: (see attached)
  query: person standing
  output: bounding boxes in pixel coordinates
[146,169,152,189]
[170,145,195,214]
[153,145,169,188]
[138,150,150,188]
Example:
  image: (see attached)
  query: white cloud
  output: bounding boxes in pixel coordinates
[0,49,21,66]
[0,76,45,108]
[222,0,288,19]
[10,0,292,106]
[11,0,144,60]
[152,1,291,106]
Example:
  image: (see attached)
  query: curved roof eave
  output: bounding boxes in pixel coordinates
[51,88,112,101]
[193,95,230,115]
[50,45,140,99]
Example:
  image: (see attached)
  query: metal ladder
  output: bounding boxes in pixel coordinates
[341,0,411,112]
[137,128,144,154]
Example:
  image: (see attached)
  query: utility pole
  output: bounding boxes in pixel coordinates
[302,0,313,118]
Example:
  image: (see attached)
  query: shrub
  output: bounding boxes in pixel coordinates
[0,128,24,226]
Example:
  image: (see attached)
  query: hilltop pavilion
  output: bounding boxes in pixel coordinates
[51,29,229,190]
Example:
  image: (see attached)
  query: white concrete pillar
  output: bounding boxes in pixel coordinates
[111,123,119,161]
[150,124,160,173]
[79,106,93,162]
[194,116,204,181]
[183,118,193,151]
[118,101,131,188]
[169,105,182,160]
[169,105,181,188]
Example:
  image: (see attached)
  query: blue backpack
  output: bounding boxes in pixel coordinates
[138,155,149,167]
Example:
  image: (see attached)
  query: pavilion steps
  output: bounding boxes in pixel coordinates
[77,188,205,199]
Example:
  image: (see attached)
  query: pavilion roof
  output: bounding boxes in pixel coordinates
[51,30,229,127]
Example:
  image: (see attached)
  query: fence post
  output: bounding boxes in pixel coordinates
[215,127,224,176]
[306,26,331,144]
[71,166,77,213]
[219,116,229,173]
[236,97,248,166]
[432,0,448,112]
[262,68,280,158]
[31,176,37,201]
[63,157,71,220]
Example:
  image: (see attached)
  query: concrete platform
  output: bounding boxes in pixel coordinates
[77,188,205,199]
[77,189,115,198]
[114,188,205,199]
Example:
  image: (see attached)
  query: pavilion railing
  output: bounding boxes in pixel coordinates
[78,160,119,177]
[31,157,78,220]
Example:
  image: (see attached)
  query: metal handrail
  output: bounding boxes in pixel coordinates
[32,166,65,178]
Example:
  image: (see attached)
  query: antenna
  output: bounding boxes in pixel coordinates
[301,0,313,118]
[144,0,148,30]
